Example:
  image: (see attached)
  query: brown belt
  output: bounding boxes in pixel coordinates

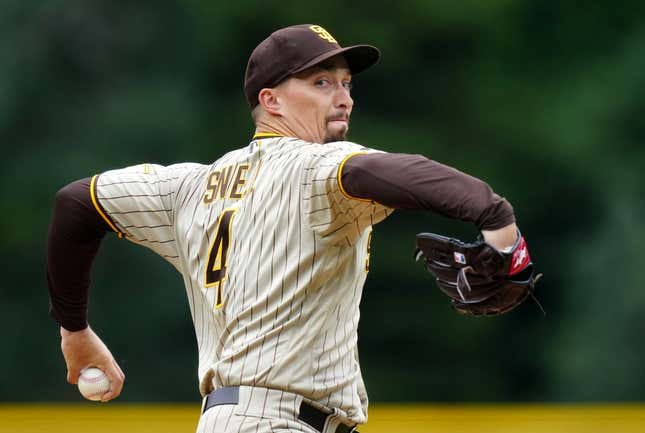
[202,387,357,433]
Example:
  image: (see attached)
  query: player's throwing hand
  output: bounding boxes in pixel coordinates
[60,326,125,402]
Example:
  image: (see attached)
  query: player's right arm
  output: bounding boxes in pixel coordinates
[47,162,198,400]
[47,177,125,401]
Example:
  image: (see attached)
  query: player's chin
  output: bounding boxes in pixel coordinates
[324,123,349,143]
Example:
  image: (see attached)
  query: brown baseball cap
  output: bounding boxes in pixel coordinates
[244,24,380,108]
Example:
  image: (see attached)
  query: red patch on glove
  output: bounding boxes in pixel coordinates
[509,237,531,276]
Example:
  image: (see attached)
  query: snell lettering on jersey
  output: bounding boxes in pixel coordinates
[203,163,255,204]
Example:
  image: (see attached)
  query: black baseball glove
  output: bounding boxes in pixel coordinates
[415,231,542,316]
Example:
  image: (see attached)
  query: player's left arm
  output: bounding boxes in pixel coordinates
[339,153,518,250]
[303,146,394,244]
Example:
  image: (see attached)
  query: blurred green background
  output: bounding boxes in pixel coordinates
[2,0,644,404]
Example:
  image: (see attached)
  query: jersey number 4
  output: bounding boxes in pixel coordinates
[205,209,237,309]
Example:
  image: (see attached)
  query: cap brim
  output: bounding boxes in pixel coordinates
[292,44,380,76]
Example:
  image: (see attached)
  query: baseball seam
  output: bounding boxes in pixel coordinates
[81,375,107,384]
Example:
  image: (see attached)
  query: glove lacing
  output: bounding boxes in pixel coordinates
[456,266,473,301]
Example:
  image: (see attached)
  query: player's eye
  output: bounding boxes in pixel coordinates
[342,81,353,91]
[314,78,331,87]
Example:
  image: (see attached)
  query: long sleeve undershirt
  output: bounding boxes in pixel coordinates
[47,178,110,331]
[341,153,515,230]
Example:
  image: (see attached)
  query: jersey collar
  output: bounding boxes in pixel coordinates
[252,132,284,140]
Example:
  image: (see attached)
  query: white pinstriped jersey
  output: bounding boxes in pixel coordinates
[93,135,393,424]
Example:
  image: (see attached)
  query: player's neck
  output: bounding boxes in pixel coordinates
[254,117,293,139]
[254,117,317,143]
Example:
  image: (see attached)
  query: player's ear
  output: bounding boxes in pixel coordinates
[258,88,281,116]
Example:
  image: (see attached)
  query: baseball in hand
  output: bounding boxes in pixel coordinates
[78,367,111,401]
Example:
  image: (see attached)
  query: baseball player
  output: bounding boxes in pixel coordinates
[47,24,533,433]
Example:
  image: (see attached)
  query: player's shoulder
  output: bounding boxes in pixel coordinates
[147,162,209,185]
[165,162,208,177]
[96,162,208,201]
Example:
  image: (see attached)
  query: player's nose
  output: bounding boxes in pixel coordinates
[334,84,353,111]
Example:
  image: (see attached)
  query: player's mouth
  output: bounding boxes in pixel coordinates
[327,115,350,127]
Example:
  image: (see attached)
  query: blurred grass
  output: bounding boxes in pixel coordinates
[1,403,644,433]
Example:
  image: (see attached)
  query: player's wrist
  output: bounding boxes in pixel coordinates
[481,223,518,252]
[60,323,90,337]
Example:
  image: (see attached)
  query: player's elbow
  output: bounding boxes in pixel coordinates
[54,178,92,211]
[55,183,74,205]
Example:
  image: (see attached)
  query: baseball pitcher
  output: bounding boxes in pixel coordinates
[47,24,540,433]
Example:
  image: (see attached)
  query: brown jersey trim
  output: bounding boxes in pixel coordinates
[340,153,515,231]
[90,174,124,238]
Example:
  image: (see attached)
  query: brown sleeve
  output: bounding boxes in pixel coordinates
[46,177,113,331]
[340,153,515,230]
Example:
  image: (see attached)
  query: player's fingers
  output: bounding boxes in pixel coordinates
[66,366,81,385]
[111,359,126,392]
[100,361,125,402]
[113,358,125,381]
[100,380,122,401]
[61,342,80,385]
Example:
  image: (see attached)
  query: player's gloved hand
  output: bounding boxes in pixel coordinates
[60,326,125,402]
[414,229,542,316]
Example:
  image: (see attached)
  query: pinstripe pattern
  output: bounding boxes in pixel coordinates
[96,138,393,430]
[96,163,203,271]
